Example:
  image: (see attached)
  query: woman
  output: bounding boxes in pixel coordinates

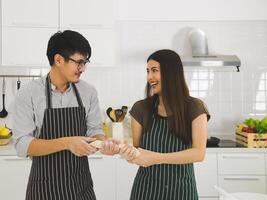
[120,49,210,200]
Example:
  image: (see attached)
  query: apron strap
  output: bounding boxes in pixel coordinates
[152,95,159,117]
[45,74,84,109]
[46,75,52,109]
[71,83,84,107]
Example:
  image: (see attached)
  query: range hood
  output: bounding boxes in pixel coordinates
[180,28,241,72]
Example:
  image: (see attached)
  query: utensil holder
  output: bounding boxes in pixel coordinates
[112,122,124,139]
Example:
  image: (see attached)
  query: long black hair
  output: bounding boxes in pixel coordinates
[145,49,191,143]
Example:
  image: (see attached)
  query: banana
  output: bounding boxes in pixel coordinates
[236,123,247,133]
[0,127,11,137]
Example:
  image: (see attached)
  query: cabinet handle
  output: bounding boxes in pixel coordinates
[224,177,260,181]
[68,24,104,28]
[88,155,103,159]
[3,156,103,160]
[3,157,30,161]
[12,21,48,27]
[222,156,259,159]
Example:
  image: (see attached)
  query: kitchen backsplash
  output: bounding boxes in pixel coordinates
[0,21,267,136]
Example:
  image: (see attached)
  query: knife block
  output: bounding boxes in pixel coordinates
[111,122,124,139]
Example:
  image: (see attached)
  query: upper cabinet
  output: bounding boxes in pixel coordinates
[1,0,115,67]
[60,0,114,29]
[1,0,58,28]
[59,0,115,66]
[1,0,59,67]
[74,29,115,66]
[2,28,57,67]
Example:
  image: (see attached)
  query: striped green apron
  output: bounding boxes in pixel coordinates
[130,114,198,200]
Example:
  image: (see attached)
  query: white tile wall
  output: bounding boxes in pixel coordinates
[114,21,267,136]
[0,21,267,137]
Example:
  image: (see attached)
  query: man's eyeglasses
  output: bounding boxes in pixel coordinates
[65,56,90,69]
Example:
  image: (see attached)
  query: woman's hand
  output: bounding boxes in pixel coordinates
[130,148,161,167]
[119,144,138,161]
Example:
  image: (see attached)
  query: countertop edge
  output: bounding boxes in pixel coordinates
[1,139,267,156]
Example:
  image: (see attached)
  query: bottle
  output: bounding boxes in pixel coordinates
[102,120,110,138]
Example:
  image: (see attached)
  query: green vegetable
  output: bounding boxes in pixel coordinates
[243,118,260,128]
[243,117,267,134]
[257,117,267,133]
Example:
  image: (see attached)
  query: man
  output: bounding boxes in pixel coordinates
[13,30,119,200]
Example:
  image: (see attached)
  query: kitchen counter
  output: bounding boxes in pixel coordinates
[0,138,17,156]
[206,147,267,153]
[0,138,104,157]
[1,138,267,156]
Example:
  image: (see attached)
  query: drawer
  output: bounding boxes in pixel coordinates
[218,153,265,175]
[219,175,266,194]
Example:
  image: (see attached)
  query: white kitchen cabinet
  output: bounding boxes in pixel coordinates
[116,157,138,200]
[219,175,266,194]
[2,0,58,28]
[0,155,116,200]
[2,28,56,67]
[89,155,116,200]
[195,153,218,198]
[60,0,114,29]
[74,29,115,66]
[218,153,265,175]
[1,0,58,67]
[1,0,115,67]
[218,153,266,194]
[0,156,32,200]
[199,198,218,200]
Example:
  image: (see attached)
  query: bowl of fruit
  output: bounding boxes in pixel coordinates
[0,126,12,145]
[236,117,267,148]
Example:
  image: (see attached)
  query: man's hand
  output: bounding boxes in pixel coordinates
[65,136,97,157]
[100,138,120,155]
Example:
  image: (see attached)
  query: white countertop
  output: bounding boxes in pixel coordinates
[0,138,17,156]
[1,138,267,156]
[0,138,105,157]
[206,147,267,153]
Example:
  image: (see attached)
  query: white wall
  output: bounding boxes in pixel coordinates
[113,20,267,135]
[0,1,267,137]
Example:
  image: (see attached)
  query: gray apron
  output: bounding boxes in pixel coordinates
[26,75,96,200]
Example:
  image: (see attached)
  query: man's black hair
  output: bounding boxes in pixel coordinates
[46,30,91,66]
